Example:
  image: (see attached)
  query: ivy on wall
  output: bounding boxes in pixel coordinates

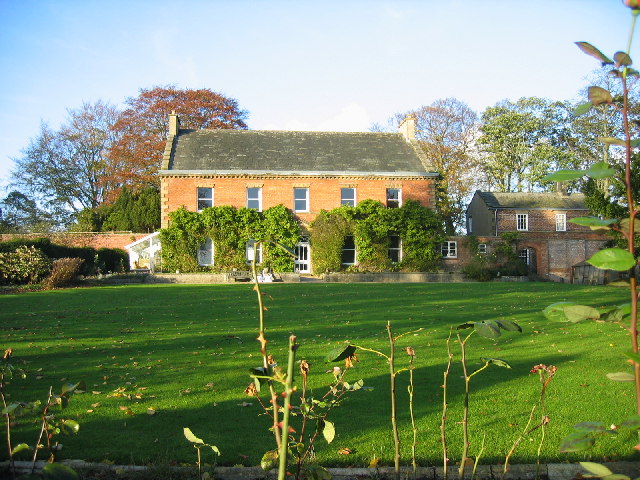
[159,205,300,273]
[310,199,445,274]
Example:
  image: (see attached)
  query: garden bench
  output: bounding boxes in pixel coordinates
[227,270,253,282]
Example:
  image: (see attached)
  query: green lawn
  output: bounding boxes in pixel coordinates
[1,282,637,468]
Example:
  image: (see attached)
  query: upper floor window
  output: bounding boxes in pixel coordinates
[341,235,356,266]
[516,213,529,231]
[294,187,309,212]
[468,216,473,233]
[197,187,214,211]
[555,213,567,232]
[441,241,457,258]
[388,235,402,263]
[341,187,356,207]
[198,238,214,266]
[247,187,262,211]
[246,239,262,264]
[386,188,402,208]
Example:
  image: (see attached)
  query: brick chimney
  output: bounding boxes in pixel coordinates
[399,115,416,141]
[168,111,180,137]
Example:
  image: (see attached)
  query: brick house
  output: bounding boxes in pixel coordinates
[458,190,608,281]
[159,113,439,272]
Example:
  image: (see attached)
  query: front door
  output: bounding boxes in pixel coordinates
[295,237,310,273]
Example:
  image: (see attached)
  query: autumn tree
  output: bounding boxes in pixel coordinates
[107,86,249,196]
[11,101,120,226]
[395,98,479,234]
[0,191,55,233]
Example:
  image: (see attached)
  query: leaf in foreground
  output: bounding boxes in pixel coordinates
[183,427,204,444]
[42,463,79,480]
[474,321,501,339]
[580,462,613,477]
[588,248,636,271]
[325,344,356,362]
[606,372,635,382]
[559,432,595,452]
[480,357,511,368]
[260,449,279,471]
[321,419,335,444]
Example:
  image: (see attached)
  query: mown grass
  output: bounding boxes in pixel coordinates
[0,282,637,468]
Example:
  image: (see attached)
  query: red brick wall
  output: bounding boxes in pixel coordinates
[0,233,148,250]
[161,175,436,227]
[497,209,591,234]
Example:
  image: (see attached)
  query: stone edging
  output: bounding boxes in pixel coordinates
[2,460,639,480]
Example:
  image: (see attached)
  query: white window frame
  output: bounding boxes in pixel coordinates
[197,187,214,212]
[246,239,262,265]
[516,213,529,231]
[441,241,457,258]
[341,235,357,266]
[386,188,402,208]
[555,213,567,232]
[388,235,402,263]
[197,238,214,266]
[341,187,356,207]
[519,248,531,265]
[247,187,262,211]
[478,243,487,254]
[294,187,309,212]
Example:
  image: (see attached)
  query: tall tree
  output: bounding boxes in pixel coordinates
[11,101,119,226]
[396,98,479,234]
[107,86,249,196]
[0,191,55,233]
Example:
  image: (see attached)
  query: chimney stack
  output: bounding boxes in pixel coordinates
[399,115,417,141]
[168,111,180,137]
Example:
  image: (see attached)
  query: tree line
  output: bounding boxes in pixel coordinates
[1,73,636,235]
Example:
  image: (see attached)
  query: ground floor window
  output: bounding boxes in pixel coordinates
[388,235,402,263]
[341,236,356,266]
[295,236,311,273]
[246,239,262,264]
[519,248,531,265]
[478,243,487,254]
[198,238,214,266]
[441,241,457,258]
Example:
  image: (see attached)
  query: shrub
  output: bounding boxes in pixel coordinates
[0,246,51,285]
[96,248,128,273]
[43,257,85,289]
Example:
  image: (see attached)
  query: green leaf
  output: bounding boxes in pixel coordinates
[574,421,608,433]
[2,402,23,415]
[480,357,512,368]
[559,431,595,452]
[631,139,640,147]
[324,344,356,362]
[621,415,640,430]
[586,161,616,179]
[588,86,614,105]
[260,449,279,471]
[620,218,640,232]
[474,321,501,340]
[606,372,635,382]
[62,419,80,434]
[573,102,592,117]
[623,351,640,365]
[302,464,332,480]
[614,51,633,67]
[321,419,335,444]
[11,443,30,455]
[580,462,613,477]
[588,248,636,271]
[563,304,600,323]
[575,42,614,65]
[42,463,79,480]
[598,137,626,146]
[272,241,296,257]
[209,445,221,455]
[569,216,616,228]
[494,319,522,332]
[183,427,204,445]
[542,302,576,322]
[542,169,584,182]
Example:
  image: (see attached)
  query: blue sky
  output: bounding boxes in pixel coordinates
[0,0,630,192]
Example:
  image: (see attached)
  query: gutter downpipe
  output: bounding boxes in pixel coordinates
[494,209,498,237]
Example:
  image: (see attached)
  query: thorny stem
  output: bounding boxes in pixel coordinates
[277,335,298,480]
[1,372,16,480]
[408,353,417,476]
[471,433,486,480]
[387,322,400,480]
[251,249,282,448]
[441,328,453,480]
[31,386,53,473]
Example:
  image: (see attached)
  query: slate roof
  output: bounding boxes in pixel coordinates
[477,191,588,210]
[161,129,435,176]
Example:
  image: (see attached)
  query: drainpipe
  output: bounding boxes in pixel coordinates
[494,209,498,237]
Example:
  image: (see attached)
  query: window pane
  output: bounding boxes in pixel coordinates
[197,187,213,211]
[386,188,401,208]
[198,238,214,266]
[341,236,356,265]
[341,187,356,206]
[247,187,261,210]
[294,188,308,212]
[555,213,566,231]
[388,235,401,263]
[516,214,528,231]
